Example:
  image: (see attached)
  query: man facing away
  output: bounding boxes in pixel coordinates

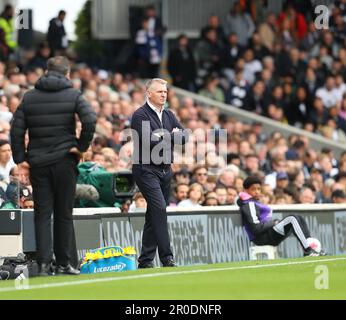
[131,78,189,268]
[10,56,96,276]
[238,176,326,257]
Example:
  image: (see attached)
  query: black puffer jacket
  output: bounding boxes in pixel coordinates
[10,71,96,167]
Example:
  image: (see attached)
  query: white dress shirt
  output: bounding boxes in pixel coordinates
[147,99,163,123]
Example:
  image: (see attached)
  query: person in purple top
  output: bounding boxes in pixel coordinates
[237,176,326,257]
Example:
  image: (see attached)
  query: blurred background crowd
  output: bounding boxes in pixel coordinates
[0,0,346,211]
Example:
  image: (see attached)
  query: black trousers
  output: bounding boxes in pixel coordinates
[30,155,78,266]
[253,215,311,250]
[132,164,173,265]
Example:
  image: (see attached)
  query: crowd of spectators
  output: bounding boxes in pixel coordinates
[167,0,346,142]
[0,1,346,211]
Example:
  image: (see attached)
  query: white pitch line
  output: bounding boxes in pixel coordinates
[0,257,345,294]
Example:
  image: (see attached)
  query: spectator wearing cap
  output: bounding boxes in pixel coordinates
[275,172,289,193]
[285,139,306,161]
[331,189,346,203]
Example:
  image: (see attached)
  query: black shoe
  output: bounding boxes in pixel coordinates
[304,248,326,257]
[55,264,80,276]
[162,258,177,267]
[319,249,328,256]
[138,262,154,269]
[0,270,10,280]
[38,263,55,277]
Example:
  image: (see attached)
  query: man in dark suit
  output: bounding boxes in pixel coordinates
[131,78,189,268]
[167,34,197,92]
[10,56,96,276]
[47,10,68,56]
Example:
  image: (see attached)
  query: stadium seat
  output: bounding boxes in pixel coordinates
[249,245,278,260]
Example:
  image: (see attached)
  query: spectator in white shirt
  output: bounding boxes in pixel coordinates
[128,192,147,212]
[178,183,204,208]
[0,140,16,188]
[334,74,346,103]
[243,49,262,85]
[316,76,339,109]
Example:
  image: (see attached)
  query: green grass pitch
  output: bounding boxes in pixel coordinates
[0,255,345,300]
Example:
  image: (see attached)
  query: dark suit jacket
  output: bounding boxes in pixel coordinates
[131,103,189,165]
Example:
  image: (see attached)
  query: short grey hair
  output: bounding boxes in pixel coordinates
[47,56,70,75]
[145,78,167,92]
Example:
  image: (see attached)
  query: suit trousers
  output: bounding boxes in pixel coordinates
[30,154,78,266]
[132,164,173,265]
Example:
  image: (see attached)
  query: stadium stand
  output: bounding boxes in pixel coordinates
[1,0,346,210]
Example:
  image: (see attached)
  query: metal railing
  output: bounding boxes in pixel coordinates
[173,86,346,157]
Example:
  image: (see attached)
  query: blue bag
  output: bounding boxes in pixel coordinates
[80,246,137,274]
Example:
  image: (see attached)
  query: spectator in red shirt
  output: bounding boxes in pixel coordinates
[278,2,308,42]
